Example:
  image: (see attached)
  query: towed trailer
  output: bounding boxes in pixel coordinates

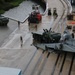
[0,67,21,75]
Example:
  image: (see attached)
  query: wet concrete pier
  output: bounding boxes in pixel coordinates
[0,0,75,75]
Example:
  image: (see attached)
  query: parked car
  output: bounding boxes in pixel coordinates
[0,15,9,26]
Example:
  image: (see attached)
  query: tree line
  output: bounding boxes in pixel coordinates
[0,0,25,14]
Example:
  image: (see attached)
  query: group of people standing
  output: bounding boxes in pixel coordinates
[48,8,58,19]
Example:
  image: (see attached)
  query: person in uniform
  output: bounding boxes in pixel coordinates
[20,36,23,47]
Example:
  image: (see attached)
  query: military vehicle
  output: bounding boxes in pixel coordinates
[32,29,75,53]
[67,12,75,31]
[32,29,61,43]
[0,15,9,26]
[28,11,42,24]
[28,4,42,25]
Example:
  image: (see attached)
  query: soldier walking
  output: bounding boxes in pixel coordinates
[18,21,20,29]
[20,36,23,47]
